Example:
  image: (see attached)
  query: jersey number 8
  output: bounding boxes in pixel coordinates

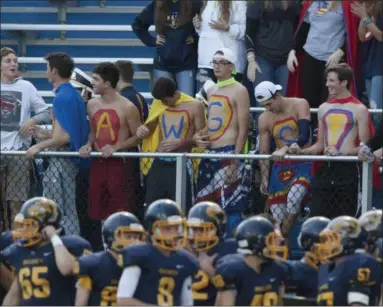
[157,277,175,306]
[19,266,51,300]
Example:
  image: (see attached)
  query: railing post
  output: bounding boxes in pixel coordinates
[361,161,373,213]
[176,155,187,213]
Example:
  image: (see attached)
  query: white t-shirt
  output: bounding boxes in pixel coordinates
[1,78,49,150]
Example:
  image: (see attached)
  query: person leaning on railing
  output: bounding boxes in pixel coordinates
[0,47,51,230]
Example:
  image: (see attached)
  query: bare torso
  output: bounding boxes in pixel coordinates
[158,100,201,152]
[319,102,365,153]
[206,83,243,148]
[88,95,133,151]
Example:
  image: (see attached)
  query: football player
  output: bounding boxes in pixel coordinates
[284,216,330,298]
[116,199,199,306]
[212,216,288,306]
[187,201,237,305]
[358,209,382,262]
[316,216,381,306]
[73,211,145,306]
[1,197,92,306]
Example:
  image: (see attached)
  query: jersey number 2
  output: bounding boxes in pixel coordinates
[157,277,175,306]
[192,270,209,300]
[19,266,50,300]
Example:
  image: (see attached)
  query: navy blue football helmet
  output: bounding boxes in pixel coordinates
[13,197,61,247]
[297,216,330,267]
[236,216,288,261]
[315,216,362,263]
[187,201,226,251]
[102,211,145,252]
[144,199,186,251]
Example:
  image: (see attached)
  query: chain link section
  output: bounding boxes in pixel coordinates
[0,149,365,249]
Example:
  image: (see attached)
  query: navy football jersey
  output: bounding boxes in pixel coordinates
[317,253,381,306]
[372,238,382,263]
[284,258,318,298]
[0,231,14,305]
[119,243,199,306]
[192,238,237,306]
[1,235,91,306]
[212,254,286,306]
[74,251,122,306]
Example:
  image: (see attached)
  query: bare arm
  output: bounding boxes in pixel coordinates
[235,86,250,154]
[35,119,70,150]
[364,17,383,41]
[184,101,207,150]
[301,106,325,155]
[115,104,142,150]
[75,282,91,306]
[0,264,14,291]
[215,290,236,306]
[357,19,368,42]
[258,113,271,183]
[345,106,371,155]
[2,278,21,306]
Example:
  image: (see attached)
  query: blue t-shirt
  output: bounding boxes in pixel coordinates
[53,83,90,167]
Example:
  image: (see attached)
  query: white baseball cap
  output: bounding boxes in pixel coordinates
[254,81,283,103]
[213,48,236,65]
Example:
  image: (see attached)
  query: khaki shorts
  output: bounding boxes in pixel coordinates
[0,154,31,202]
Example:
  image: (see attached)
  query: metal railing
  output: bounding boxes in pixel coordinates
[1,150,374,215]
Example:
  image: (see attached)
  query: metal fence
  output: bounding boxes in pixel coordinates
[0,150,374,250]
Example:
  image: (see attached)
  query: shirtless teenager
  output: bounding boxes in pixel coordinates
[290,64,372,218]
[256,81,311,237]
[194,48,250,236]
[136,77,205,211]
[79,62,141,220]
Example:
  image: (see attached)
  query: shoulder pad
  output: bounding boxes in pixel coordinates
[212,255,243,290]
[176,249,200,275]
[74,251,103,276]
[0,231,14,251]
[62,235,92,257]
[118,243,152,268]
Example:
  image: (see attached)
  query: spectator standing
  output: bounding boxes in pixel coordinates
[79,63,142,222]
[352,1,383,126]
[290,64,374,219]
[244,0,300,105]
[26,52,90,236]
[132,0,202,97]
[193,0,246,90]
[287,0,360,131]
[0,47,50,229]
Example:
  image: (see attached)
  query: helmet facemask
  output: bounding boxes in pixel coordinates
[110,224,146,252]
[314,230,342,263]
[13,214,42,247]
[151,216,186,251]
[187,219,219,252]
[263,231,288,261]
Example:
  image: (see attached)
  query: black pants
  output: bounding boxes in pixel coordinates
[145,159,192,212]
[301,51,329,132]
[310,162,360,219]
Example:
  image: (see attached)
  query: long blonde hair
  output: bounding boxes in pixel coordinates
[200,0,232,23]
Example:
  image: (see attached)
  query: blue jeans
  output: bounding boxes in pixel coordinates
[153,69,196,97]
[365,75,383,127]
[372,186,383,210]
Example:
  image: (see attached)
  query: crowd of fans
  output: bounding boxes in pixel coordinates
[1,0,383,252]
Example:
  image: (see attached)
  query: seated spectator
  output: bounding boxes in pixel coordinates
[115,60,149,123]
[132,0,202,96]
[0,47,51,229]
[352,1,382,126]
[193,0,246,90]
[287,1,360,132]
[26,52,90,236]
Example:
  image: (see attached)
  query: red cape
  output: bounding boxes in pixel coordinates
[287,1,360,97]
[313,96,381,189]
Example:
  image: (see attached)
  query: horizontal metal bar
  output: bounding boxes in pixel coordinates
[36,91,382,113]
[0,150,359,161]
[1,23,155,32]
[18,57,153,65]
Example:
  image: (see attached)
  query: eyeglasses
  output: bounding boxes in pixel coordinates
[210,61,231,67]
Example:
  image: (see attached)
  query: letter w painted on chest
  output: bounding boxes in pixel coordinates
[160,109,190,140]
[207,95,233,141]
